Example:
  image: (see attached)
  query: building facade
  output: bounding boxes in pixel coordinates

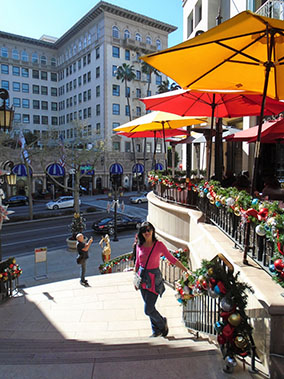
[0,1,177,194]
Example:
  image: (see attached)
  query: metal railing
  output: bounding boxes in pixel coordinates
[153,183,276,275]
[0,275,19,303]
[255,0,284,20]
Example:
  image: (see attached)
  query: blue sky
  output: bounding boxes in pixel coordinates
[1,0,183,47]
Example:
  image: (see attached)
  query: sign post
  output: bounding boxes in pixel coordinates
[34,247,48,280]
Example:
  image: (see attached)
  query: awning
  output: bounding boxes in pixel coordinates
[155,163,164,171]
[109,163,123,174]
[132,163,144,174]
[46,163,65,177]
[12,164,32,177]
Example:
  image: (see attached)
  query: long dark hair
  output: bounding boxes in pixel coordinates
[137,221,157,246]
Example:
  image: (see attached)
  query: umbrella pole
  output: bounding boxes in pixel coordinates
[207,96,216,180]
[163,122,168,171]
[152,131,157,170]
[243,30,274,265]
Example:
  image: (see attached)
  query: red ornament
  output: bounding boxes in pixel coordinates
[202,280,208,289]
[217,281,227,294]
[280,271,284,280]
[222,323,235,341]
[217,334,226,345]
[274,259,284,272]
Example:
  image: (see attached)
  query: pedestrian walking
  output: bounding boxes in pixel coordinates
[134,221,189,337]
[76,233,93,286]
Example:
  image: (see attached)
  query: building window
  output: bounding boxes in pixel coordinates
[1,80,9,90]
[22,99,30,108]
[112,103,120,115]
[112,26,119,38]
[13,82,20,92]
[21,51,28,62]
[22,83,29,93]
[51,102,57,111]
[41,86,48,95]
[146,36,152,45]
[83,55,86,67]
[14,113,21,123]
[21,67,29,77]
[146,142,151,153]
[32,69,39,79]
[87,53,91,64]
[51,72,57,81]
[136,70,141,80]
[136,88,141,98]
[88,107,91,117]
[135,33,142,42]
[96,66,100,78]
[112,65,117,77]
[125,141,131,152]
[51,57,56,67]
[112,122,120,132]
[33,85,39,94]
[136,143,141,152]
[113,142,120,151]
[83,73,87,84]
[125,86,130,97]
[33,100,40,109]
[41,71,47,80]
[83,108,87,119]
[1,47,8,58]
[112,84,120,96]
[13,98,21,107]
[156,74,162,85]
[41,101,48,110]
[12,49,19,60]
[41,56,47,65]
[32,53,38,63]
[12,66,20,76]
[96,85,100,97]
[51,117,58,125]
[125,49,130,60]
[33,115,40,124]
[136,106,141,117]
[96,47,100,59]
[78,58,81,70]
[79,110,82,120]
[42,116,48,125]
[156,39,161,50]
[51,87,57,96]
[23,114,30,123]
[88,89,91,100]
[96,104,100,116]
[124,29,130,39]
[156,143,162,153]
[88,71,91,82]
[125,105,130,116]
[195,0,202,27]
[96,123,101,134]
[73,95,77,105]
[78,76,82,86]
[73,79,76,89]
[78,93,82,103]
[83,91,87,102]
[112,46,120,58]
[1,64,9,74]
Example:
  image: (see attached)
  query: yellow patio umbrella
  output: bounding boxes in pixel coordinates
[113,111,207,170]
[141,10,284,191]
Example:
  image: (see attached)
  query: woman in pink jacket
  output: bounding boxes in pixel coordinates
[134,221,189,337]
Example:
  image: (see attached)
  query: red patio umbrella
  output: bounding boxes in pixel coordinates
[140,89,284,178]
[226,118,284,143]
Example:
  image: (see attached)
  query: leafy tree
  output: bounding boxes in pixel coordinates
[141,61,159,94]
[116,63,136,121]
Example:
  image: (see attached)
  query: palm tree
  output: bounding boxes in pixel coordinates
[141,61,159,94]
[158,79,181,94]
[116,63,136,121]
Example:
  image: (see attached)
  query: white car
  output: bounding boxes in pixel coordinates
[130,192,148,204]
[46,196,81,210]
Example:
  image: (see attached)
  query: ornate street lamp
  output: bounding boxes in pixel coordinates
[0,88,14,131]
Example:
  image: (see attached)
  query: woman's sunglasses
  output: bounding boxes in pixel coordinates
[141,227,152,233]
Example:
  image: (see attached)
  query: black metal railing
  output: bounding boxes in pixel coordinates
[153,183,276,275]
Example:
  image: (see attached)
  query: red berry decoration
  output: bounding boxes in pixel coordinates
[274,259,284,272]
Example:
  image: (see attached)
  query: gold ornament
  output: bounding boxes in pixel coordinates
[228,313,242,326]
[234,335,249,350]
[234,207,241,217]
[207,268,214,276]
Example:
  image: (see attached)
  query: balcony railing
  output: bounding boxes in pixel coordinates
[153,182,276,275]
[255,0,284,20]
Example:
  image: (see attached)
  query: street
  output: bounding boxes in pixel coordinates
[1,195,148,258]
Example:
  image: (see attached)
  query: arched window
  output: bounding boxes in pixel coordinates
[73,44,77,55]
[51,57,56,67]
[83,37,87,48]
[21,51,28,61]
[78,41,82,51]
[32,53,38,63]
[112,26,119,38]
[146,36,152,45]
[1,47,8,58]
[156,39,161,50]
[41,55,47,65]
[88,34,92,45]
[135,33,142,42]
[12,49,19,60]
[124,29,130,39]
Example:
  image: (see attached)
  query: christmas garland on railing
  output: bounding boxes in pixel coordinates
[99,253,133,274]
[0,258,22,282]
[149,172,284,288]
[176,258,254,372]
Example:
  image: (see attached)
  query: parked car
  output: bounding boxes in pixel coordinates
[92,215,143,235]
[3,195,29,206]
[130,192,148,204]
[46,196,81,210]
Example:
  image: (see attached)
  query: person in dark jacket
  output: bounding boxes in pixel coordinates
[76,233,93,286]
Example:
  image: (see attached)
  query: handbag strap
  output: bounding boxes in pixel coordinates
[144,241,157,270]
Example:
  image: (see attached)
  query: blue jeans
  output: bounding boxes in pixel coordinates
[140,288,166,334]
[80,260,86,282]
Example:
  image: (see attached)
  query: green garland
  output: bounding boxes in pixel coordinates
[0,257,22,282]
